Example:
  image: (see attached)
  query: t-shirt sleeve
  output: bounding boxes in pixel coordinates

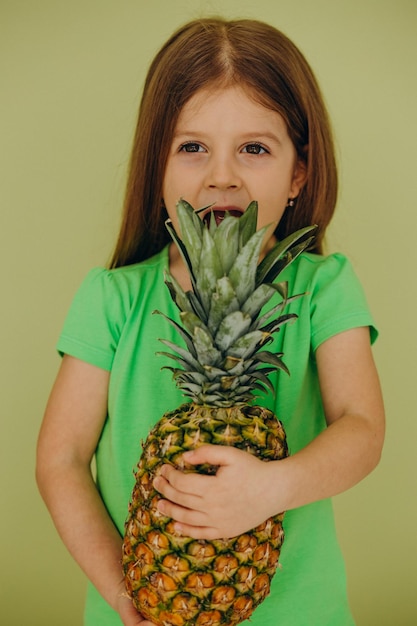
[57,268,126,371]
[309,253,378,352]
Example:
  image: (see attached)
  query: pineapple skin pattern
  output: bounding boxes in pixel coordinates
[122,201,315,626]
[123,403,287,626]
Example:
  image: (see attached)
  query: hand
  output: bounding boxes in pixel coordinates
[154,445,281,540]
[116,588,157,626]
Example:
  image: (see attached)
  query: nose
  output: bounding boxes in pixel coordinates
[204,153,242,190]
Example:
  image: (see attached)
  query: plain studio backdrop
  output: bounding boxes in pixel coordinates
[1,1,416,624]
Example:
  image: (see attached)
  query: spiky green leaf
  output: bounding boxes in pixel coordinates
[207,277,240,336]
[227,330,269,360]
[153,310,197,357]
[256,226,317,285]
[253,350,290,375]
[222,356,245,374]
[238,201,258,249]
[215,310,252,352]
[196,227,225,304]
[260,313,297,334]
[173,370,208,386]
[186,290,208,324]
[157,341,204,372]
[180,311,212,339]
[165,218,196,285]
[164,271,192,313]
[255,289,305,329]
[228,226,269,303]
[193,326,222,367]
[203,364,230,381]
[241,283,277,319]
[212,214,240,274]
[176,199,204,273]
[248,370,275,393]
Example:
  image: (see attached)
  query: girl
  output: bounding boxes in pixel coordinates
[36,18,385,626]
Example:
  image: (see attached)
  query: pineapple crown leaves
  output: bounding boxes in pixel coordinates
[155,199,317,406]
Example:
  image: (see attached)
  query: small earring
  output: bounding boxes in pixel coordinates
[286,198,295,208]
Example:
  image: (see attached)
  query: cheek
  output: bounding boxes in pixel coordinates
[162,171,192,210]
[162,164,179,199]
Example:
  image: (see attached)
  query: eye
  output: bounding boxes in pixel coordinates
[179,142,205,153]
[243,143,269,155]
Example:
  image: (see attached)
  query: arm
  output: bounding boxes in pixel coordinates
[154,327,385,539]
[36,355,155,626]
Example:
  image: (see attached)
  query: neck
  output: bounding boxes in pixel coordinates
[261,233,278,260]
[168,243,193,290]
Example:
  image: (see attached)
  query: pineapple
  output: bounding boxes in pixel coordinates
[122,200,315,626]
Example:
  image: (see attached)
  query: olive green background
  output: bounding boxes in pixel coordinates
[1,1,416,624]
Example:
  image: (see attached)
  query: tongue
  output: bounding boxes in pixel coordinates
[203,209,242,226]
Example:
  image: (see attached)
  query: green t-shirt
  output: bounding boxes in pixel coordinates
[57,246,377,626]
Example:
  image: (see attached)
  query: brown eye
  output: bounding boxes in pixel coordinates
[180,142,203,153]
[243,143,267,155]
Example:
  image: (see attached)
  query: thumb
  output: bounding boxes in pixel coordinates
[182,444,236,467]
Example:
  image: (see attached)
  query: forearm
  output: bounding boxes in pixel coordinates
[273,327,386,512]
[154,412,383,541]
[36,459,124,612]
[273,411,384,512]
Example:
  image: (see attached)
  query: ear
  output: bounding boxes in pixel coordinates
[290,151,308,198]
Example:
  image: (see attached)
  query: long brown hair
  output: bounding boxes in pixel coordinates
[110,18,337,267]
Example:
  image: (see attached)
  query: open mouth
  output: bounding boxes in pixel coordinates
[203,209,243,227]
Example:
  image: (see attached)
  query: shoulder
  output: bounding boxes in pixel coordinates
[57,248,169,369]
[289,251,354,281]
[96,247,168,287]
[62,246,168,327]
[288,252,377,348]
[75,247,168,304]
[285,251,366,297]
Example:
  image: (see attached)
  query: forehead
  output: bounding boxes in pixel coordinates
[175,84,286,131]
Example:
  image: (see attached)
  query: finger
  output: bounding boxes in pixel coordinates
[158,463,212,497]
[153,473,202,510]
[173,521,222,541]
[182,444,239,467]
[157,497,208,527]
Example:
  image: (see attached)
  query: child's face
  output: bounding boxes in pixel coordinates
[162,85,307,252]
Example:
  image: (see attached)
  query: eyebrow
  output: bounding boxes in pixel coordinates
[172,130,282,143]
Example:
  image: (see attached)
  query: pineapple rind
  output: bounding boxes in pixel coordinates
[123,402,288,626]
